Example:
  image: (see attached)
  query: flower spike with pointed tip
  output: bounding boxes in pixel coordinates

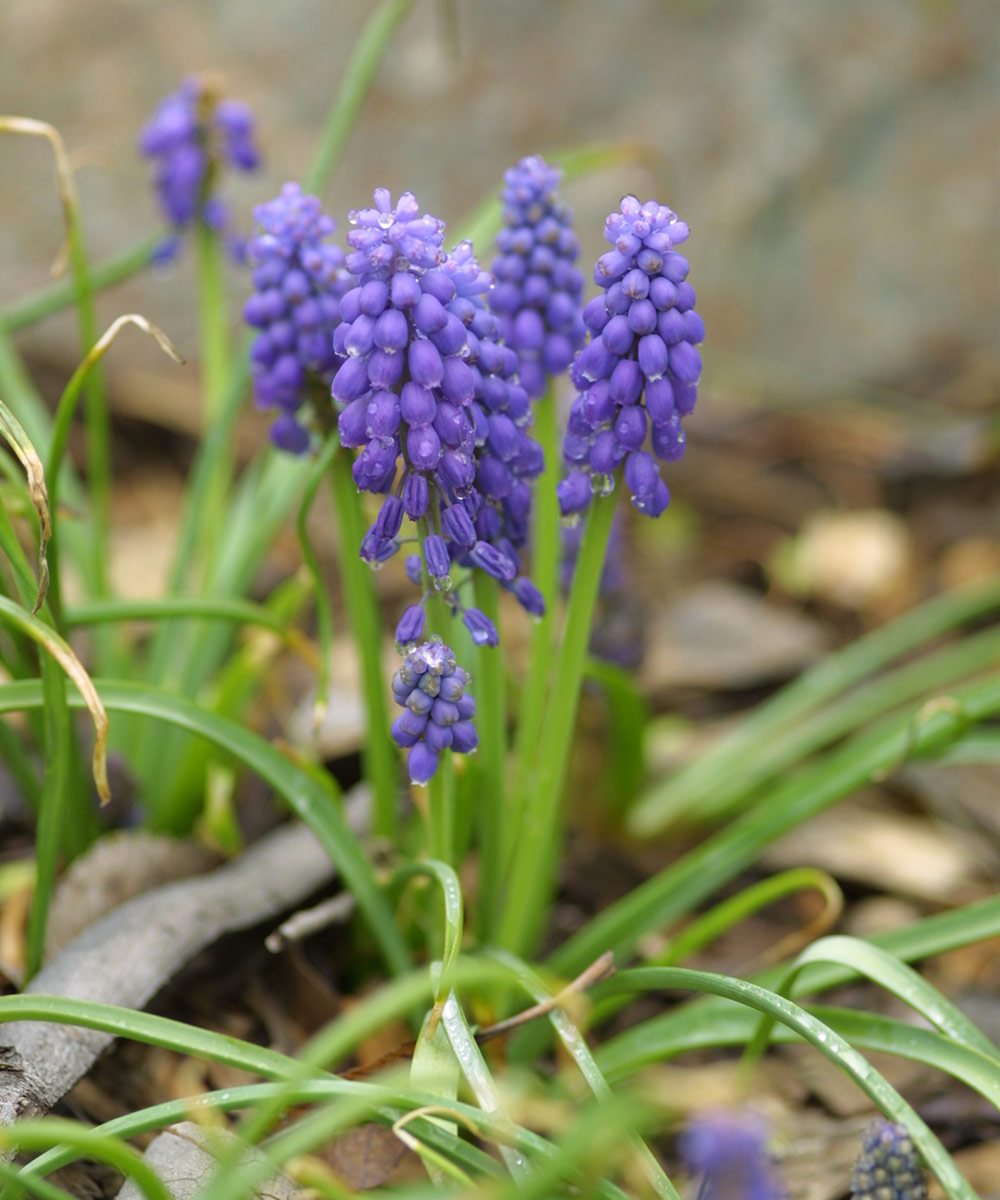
[243,183,350,452]
[390,639,477,784]
[558,195,703,519]
[850,1121,928,1200]
[489,155,586,398]
[333,189,545,634]
[139,77,260,261]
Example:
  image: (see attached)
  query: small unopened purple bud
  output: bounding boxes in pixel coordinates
[638,333,669,380]
[513,577,546,616]
[408,339,444,387]
[270,414,310,454]
[645,376,675,424]
[395,605,426,645]
[462,608,499,647]
[375,494,404,540]
[557,471,592,516]
[404,554,423,586]
[402,473,429,520]
[441,504,477,549]
[408,742,439,785]
[338,398,369,447]
[469,540,516,582]
[407,424,442,471]
[451,721,478,753]
[424,535,451,581]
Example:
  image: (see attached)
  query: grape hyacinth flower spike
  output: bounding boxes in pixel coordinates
[680,1111,785,1200]
[489,155,586,398]
[139,76,260,262]
[243,183,349,453]
[332,189,545,636]
[390,639,477,784]
[850,1121,928,1200]
[558,195,704,520]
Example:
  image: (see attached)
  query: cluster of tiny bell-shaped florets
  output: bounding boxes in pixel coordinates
[332,189,545,647]
[850,1121,927,1200]
[139,77,259,263]
[489,155,586,399]
[558,195,704,521]
[680,1111,786,1200]
[244,183,350,453]
[390,639,477,784]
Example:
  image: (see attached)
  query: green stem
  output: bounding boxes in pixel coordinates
[302,0,414,193]
[194,220,228,423]
[472,575,506,940]
[0,233,163,333]
[510,380,560,817]
[427,766,453,865]
[497,493,616,956]
[329,452,397,837]
[25,660,71,981]
[63,206,111,606]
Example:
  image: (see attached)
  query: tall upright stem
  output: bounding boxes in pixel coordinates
[472,575,505,939]
[496,493,616,956]
[509,380,560,852]
[329,453,398,837]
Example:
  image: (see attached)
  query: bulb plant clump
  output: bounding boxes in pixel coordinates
[2,20,994,1200]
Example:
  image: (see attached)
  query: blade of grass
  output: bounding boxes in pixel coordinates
[0,678,408,975]
[597,966,977,1200]
[549,672,1000,977]
[0,233,163,333]
[595,1002,1000,1112]
[497,492,617,957]
[487,949,681,1200]
[745,934,1000,1068]
[0,1118,172,1200]
[296,433,340,729]
[64,595,290,633]
[661,620,1000,831]
[630,571,1000,835]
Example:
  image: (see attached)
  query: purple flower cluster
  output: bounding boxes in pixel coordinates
[558,196,704,520]
[332,190,545,638]
[139,78,259,260]
[390,639,477,784]
[851,1122,927,1200]
[244,184,349,453]
[680,1111,785,1200]
[489,156,586,398]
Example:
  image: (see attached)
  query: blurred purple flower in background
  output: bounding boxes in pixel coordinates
[139,77,259,260]
[680,1110,785,1200]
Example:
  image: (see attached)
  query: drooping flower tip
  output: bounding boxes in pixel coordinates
[139,77,259,240]
[680,1111,785,1200]
[243,183,347,452]
[562,194,703,518]
[490,154,586,397]
[390,640,477,784]
[850,1121,928,1200]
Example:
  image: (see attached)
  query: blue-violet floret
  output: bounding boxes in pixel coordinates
[558,195,704,519]
[390,639,477,784]
[489,155,586,398]
[244,183,349,453]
